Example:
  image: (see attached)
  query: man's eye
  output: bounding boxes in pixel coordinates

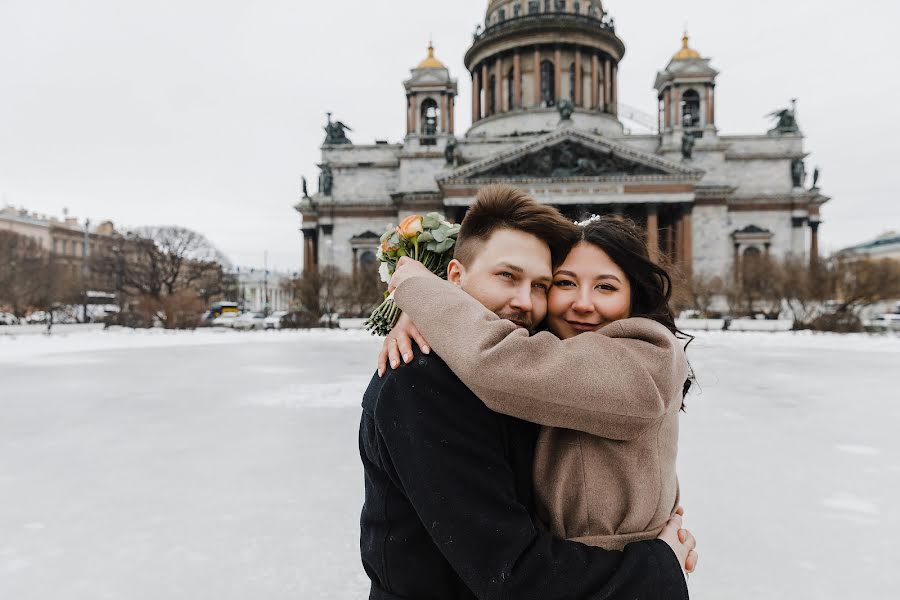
[533,282,548,291]
[498,272,513,279]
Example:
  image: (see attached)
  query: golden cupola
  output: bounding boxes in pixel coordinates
[417,42,446,70]
[672,33,701,61]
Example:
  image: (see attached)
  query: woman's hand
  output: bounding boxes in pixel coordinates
[657,506,698,575]
[377,312,431,377]
[387,256,438,293]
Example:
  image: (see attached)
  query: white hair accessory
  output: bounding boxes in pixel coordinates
[576,214,603,227]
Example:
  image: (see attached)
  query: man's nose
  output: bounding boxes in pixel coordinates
[508,284,533,313]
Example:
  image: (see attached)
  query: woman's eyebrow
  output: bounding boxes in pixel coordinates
[554,270,622,284]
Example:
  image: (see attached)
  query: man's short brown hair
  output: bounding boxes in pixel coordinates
[453,184,578,268]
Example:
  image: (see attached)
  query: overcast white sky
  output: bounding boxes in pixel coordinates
[1,0,897,270]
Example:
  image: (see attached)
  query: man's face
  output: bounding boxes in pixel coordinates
[447,228,552,332]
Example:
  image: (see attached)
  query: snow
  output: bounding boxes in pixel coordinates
[1,328,898,599]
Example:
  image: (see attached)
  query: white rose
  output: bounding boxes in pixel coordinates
[379,262,391,284]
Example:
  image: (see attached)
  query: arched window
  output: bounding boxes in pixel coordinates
[544,0,552,12]
[540,59,555,106]
[507,66,515,110]
[681,89,701,127]
[359,251,377,268]
[513,3,521,17]
[421,98,439,144]
[488,74,497,115]
[574,1,581,13]
[528,0,539,14]
[498,8,505,21]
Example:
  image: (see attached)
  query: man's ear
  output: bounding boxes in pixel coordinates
[446,259,465,287]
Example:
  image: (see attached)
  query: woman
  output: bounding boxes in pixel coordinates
[380,215,696,568]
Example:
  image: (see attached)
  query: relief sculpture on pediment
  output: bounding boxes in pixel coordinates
[478,141,666,179]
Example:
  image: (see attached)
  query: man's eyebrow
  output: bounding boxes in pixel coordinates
[555,270,622,284]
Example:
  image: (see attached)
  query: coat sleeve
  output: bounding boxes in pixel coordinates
[393,274,689,441]
[374,355,688,600]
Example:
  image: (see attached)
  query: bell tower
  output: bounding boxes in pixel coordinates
[404,42,458,146]
[654,33,719,138]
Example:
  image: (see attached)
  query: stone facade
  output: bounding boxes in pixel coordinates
[296,1,831,281]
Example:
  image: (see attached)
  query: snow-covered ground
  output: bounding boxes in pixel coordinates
[1,328,898,599]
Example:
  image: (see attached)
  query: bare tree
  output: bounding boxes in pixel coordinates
[777,256,830,328]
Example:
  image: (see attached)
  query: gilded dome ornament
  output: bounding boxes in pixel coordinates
[417,42,446,69]
[672,32,701,61]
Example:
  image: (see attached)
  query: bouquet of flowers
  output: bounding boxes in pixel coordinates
[365,213,461,336]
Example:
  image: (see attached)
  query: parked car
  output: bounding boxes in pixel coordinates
[264,311,288,330]
[25,311,48,324]
[232,312,266,331]
[211,312,240,328]
[0,312,19,325]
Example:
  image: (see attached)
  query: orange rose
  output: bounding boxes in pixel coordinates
[397,215,424,239]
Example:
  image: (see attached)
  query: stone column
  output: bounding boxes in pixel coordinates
[495,56,504,111]
[672,88,681,127]
[302,229,318,274]
[603,58,612,112]
[705,86,713,126]
[574,49,583,106]
[646,204,659,263]
[406,95,412,135]
[663,89,671,129]
[481,63,490,116]
[533,47,542,106]
[733,243,741,282]
[472,69,480,122]
[513,51,522,109]
[611,63,618,115]
[710,85,716,124]
[410,96,417,135]
[448,96,455,133]
[440,94,447,132]
[352,248,359,279]
[554,47,562,103]
[591,52,599,109]
[682,205,693,275]
[810,220,820,267]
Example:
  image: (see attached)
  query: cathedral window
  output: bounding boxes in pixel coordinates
[544,0,552,13]
[421,98,439,144]
[555,0,566,12]
[507,67,515,110]
[574,1,581,14]
[498,8,505,21]
[681,89,701,127]
[529,0,539,14]
[514,3,521,17]
[540,59,555,106]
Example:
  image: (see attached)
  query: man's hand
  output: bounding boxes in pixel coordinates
[377,312,430,377]
[656,506,698,574]
[387,256,438,294]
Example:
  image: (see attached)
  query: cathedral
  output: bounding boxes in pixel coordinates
[295,0,830,281]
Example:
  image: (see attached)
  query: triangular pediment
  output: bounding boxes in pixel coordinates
[441,129,702,183]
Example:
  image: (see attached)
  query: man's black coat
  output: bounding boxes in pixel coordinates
[359,348,688,600]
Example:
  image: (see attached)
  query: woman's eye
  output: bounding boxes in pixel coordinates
[597,284,618,292]
[553,280,574,287]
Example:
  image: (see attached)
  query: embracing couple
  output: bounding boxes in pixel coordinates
[359,185,697,599]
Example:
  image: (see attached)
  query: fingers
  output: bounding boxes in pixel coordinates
[685,550,698,573]
[674,505,684,516]
[377,342,389,377]
[388,337,402,369]
[677,528,695,550]
[410,325,430,355]
[668,512,683,530]
[397,333,414,365]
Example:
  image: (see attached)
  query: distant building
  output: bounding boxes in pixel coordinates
[837,231,900,262]
[232,267,294,313]
[296,0,831,279]
[0,205,118,273]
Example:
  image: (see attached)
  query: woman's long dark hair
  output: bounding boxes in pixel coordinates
[576,216,694,401]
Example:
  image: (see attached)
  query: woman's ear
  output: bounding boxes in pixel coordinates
[446,259,465,287]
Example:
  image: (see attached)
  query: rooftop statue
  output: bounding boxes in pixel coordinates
[681,131,695,160]
[767,99,801,135]
[557,99,574,121]
[323,112,353,145]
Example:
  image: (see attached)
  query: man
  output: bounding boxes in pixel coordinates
[360,185,695,599]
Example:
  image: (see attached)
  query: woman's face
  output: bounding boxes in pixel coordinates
[547,241,632,339]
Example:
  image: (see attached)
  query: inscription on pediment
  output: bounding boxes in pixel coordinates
[476,141,668,179]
